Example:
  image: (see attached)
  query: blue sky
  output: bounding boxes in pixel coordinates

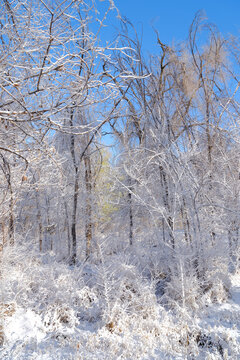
[98,0,240,150]
[97,0,240,151]
[112,0,240,54]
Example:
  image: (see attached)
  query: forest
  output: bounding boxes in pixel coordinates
[1,0,240,359]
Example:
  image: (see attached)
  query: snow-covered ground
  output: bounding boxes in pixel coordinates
[1,246,240,359]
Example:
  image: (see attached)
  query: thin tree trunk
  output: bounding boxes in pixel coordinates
[45,196,52,251]
[160,165,174,248]
[4,162,14,245]
[69,110,78,265]
[71,177,78,264]
[1,221,6,247]
[180,196,192,246]
[35,189,43,252]
[128,189,133,246]
[8,184,14,245]
[64,201,71,258]
[84,154,92,259]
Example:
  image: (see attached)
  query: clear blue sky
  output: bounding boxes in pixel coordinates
[111,0,240,54]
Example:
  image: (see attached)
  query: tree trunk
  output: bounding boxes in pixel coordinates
[35,189,43,252]
[4,161,14,245]
[71,178,78,264]
[64,201,71,258]
[84,154,92,259]
[9,185,14,246]
[69,110,78,265]
[160,166,174,249]
[128,189,133,246]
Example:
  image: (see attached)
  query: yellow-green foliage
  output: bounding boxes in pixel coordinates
[94,149,118,226]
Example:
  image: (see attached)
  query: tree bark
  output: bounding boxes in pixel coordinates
[70,110,78,265]
[84,154,92,259]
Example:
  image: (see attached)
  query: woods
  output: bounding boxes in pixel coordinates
[1,1,240,358]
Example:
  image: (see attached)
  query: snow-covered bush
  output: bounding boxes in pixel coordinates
[2,240,240,359]
[74,286,101,322]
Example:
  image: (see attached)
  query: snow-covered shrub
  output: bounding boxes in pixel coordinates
[42,311,77,349]
[165,272,201,310]
[43,304,78,332]
[2,240,240,359]
[1,243,81,340]
[74,286,101,322]
[201,258,231,305]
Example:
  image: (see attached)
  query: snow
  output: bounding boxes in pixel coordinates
[5,309,45,344]
[2,247,240,359]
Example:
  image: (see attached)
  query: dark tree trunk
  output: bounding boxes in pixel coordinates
[160,165,174,249]
[84,154,92,259]
[70,110,78,265]
[35,190,43,252]
[128,189,133,246]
